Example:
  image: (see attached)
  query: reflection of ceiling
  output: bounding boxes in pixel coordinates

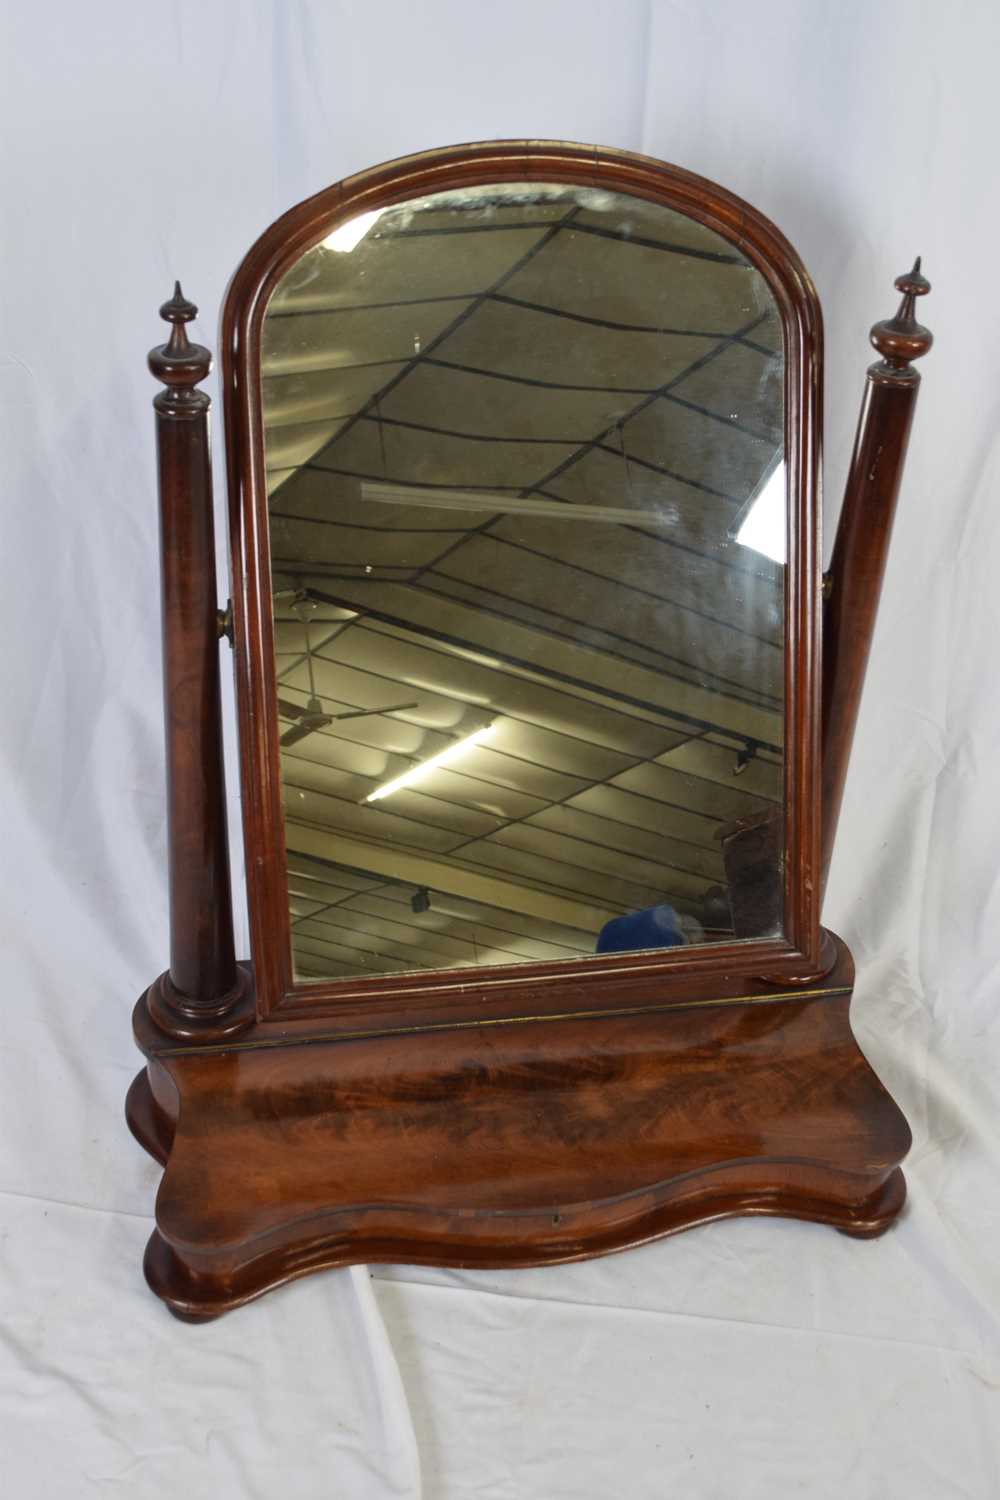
[261,186,785,983]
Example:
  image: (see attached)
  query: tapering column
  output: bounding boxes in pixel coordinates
[820,261,933,898]
[144,285,253,1039]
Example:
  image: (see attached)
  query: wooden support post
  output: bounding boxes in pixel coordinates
[820,261,933,899]
[143,285,253,1039]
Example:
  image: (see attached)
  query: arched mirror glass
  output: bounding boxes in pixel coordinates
[259,182,786,984]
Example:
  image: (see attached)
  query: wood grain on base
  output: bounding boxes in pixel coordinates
[129,937,910,1320]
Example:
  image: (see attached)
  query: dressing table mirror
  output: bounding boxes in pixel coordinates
[127,141,931,1321]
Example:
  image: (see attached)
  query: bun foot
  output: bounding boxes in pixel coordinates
[834,1167,907,1238]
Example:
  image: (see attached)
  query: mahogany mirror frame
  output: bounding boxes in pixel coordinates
[222,140,824,1035]
[127,139,932,1321]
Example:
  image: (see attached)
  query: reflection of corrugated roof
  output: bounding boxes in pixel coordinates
[261,185,786,982]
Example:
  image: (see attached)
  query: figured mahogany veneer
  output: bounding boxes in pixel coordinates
[128,934,910,1321]
[129,141,932,1319]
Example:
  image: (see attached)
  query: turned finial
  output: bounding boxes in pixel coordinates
[149,282,212,411]
[869,258,933,378]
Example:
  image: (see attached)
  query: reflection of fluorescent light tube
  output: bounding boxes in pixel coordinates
[365,723,496,803]
[733,457,786,564]
[322,209,383,253]
[361,481,670,527]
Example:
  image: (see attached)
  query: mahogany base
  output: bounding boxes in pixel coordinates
[128,935,911,1321]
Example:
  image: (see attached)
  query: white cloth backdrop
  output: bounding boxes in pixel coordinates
[2,1,998,1494]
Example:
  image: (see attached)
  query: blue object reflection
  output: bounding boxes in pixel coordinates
[596,902,686,954]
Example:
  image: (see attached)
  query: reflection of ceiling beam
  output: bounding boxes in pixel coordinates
[287,580,783,750]
[361,480,674,527]
[285,823,618,934]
